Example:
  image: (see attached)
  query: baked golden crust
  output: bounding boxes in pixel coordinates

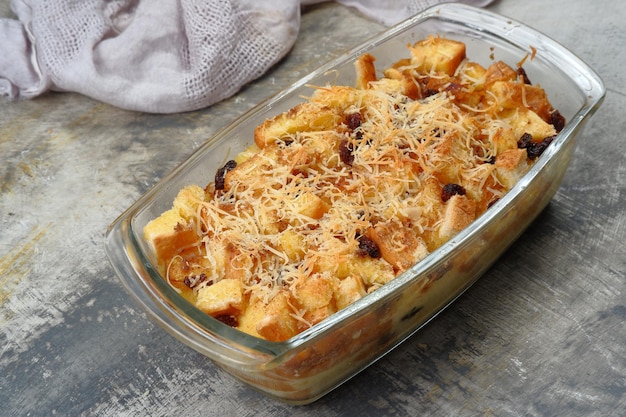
[144,36,562,341]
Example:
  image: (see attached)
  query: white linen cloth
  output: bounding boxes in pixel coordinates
[0,0,493,113]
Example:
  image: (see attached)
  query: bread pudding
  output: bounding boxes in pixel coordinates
[143,36,564,342]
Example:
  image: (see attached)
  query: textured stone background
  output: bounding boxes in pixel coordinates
[1,1,624,416]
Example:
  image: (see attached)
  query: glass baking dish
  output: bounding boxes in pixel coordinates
[105,3,605,404]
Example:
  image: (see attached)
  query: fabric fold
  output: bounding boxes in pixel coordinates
[0,15,47,98]
[0,0,492,113]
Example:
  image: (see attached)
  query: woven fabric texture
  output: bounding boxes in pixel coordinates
[0,0,492,113]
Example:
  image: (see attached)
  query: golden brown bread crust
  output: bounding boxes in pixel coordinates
[354,53,377,89]
[144,36,562,341]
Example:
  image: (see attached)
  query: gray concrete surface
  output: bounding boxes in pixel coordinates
[1,1,624,416]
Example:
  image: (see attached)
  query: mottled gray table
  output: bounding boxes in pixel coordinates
[1,1,624,416]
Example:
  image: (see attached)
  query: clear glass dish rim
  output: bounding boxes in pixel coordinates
[105,3,606,360]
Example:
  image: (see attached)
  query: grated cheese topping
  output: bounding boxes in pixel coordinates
[144,36,562,341]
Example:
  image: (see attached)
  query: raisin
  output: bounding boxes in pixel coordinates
[424,88,439,98]
[518,132,555,159]
[445,82,464,92]
[441,183,466,202]
[517,132,533,149]
[417,76,439,98]
[550,109,565,132]
[339,139,355,165]
[345,112,362,130]
[517,67,532,85]
[526,136,555,159]
[215,160,237,190]
[215,315,239,328]
[357,235,381,258]
[184,273,208,289]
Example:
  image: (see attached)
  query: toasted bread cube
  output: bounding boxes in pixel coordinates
[485,61,517,85]
[292,191,330,220]
[368,223,429,273]
[459,61,487,84]
[489,81,555,122]
[161,250,209,291]
[381,66,421,98]
[495,148,530,189]
[409,36,466,76]
[309,85,364,109]
[506,108,557,141]
[314,244,395,287]
[460,163,501,209]
[355,53,377,89]
[421,176,444,203]
[144,210,197,262]
[389,57,412,72]
[383,67,402,81]
[144,185,204,242]
[379,68,421,100]
[342,254,395,287]
[334,275,367,310]
[293,274,334,311]
[144,208,184,245]
[439,194,476,242]
[254,102,342,148]
[236,297,266,338]
[255,208,283,235]
[487,123,518,156]
[466,169,503,213]
[432,133,472,185]
[369,77,404,97]
[207,238,228,278]
[293,274,336,325]
[300,131,341,167]
[223,243,254,282]
[278,229,306,262]
[233,143,261,165]
[256,291,299,342]
[223,148,278,191]
[172,185,205,219]
[143,184,205,259]
[304,307,335,327]
[195,278,244,316]
[416,177,446,227]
